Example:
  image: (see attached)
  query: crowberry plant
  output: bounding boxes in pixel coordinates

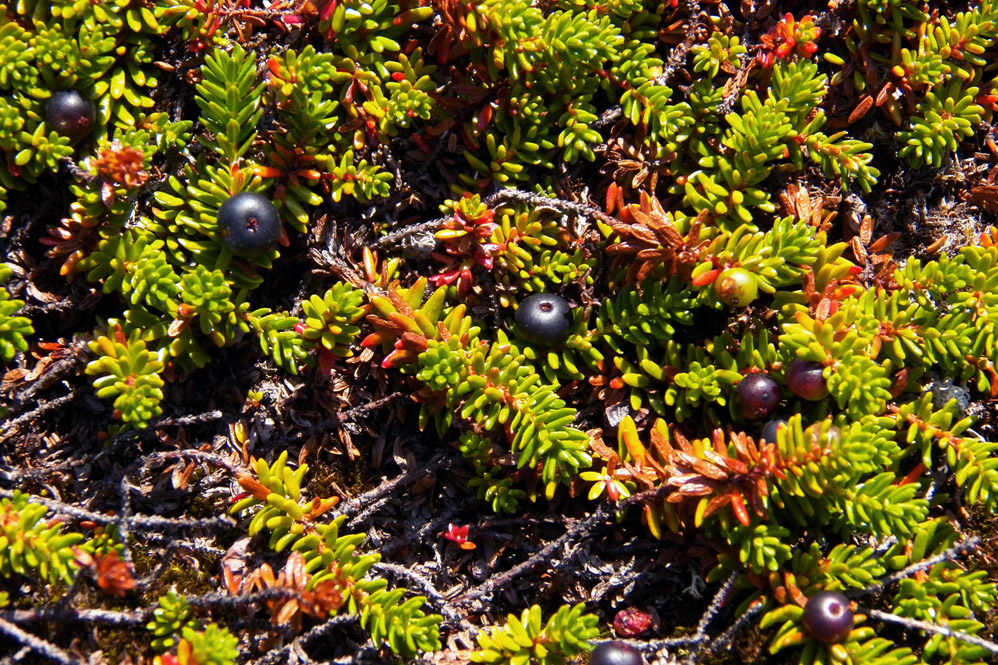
[2,2,998,665]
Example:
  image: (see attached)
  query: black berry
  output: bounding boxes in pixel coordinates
[514,293,573,347]
[46,90,95,142]
[786,360,829,401]
[734,373,780,420]
[759,417,788,444]
[715,267,758,307]
[589,641,644,665]
[217,192,282,256]
[802,591,854,644]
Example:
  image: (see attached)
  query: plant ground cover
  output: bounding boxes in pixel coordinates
[4,1,998,664]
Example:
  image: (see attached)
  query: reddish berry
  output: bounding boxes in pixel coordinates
[802,591,854,644]
[589,641,644,665]
[714,267,758,307]
[514,293,572,347]
[46,90,95,142]
[612,607,656,637]
[217,192,282,256]
[786,360,829,401]
[734,373,780,420]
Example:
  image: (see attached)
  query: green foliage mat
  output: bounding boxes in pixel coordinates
[3,1,998,664]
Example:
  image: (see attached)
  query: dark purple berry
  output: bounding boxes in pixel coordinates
[589,641,645,665]
[802,591,854,644]
[217,192,282,256]
[715,267,758,307]
[759,418,788,444]
[786,360,829,401]
[46,90,95,142]
[734,373,780,420]
[514,293,572,347]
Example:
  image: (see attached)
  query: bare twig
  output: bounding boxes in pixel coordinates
[595,8,705,129]
[697,600,764,659]
[129,513,237,530]
[867,608,998,656]
[378,504,464,557]
[594,106,623,129]
[247,615,361,665]
[0,393,79,440]
[105,409,226,446]
[117,449,245,476]
[368,216,448,252]
[59,157,94,183]
[1,608,149,625]
[336,391,406,422]
[652,11,704,88]
[296,392,408,436]
[3,344,88,406]
[454,505,612,605]
[640,635,703,650]
[0,488,235,532]
[0,489,236,530]
[3,589,308,631]
[488,188,619,227]
[345,494,395,530]
[309,247,370,291]
[0,616,87,665]
[114,449,238,564]
[858,536,982,597]
[367,184,618,255]
[692,572,738,639]
[373,562,475,632]
[454,486,673,604]
[184,588,298,609]
[334,454,457,519]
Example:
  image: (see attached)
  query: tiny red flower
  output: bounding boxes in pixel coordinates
[444,523,468,543]
[443,523,476,550]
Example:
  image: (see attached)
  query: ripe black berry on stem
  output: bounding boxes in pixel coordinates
[734,373,780,420]
[217,192,282,256]
[589,641,645,665]
[514,293,573,347]
[46,90,95,142]
[802,591,854,644]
